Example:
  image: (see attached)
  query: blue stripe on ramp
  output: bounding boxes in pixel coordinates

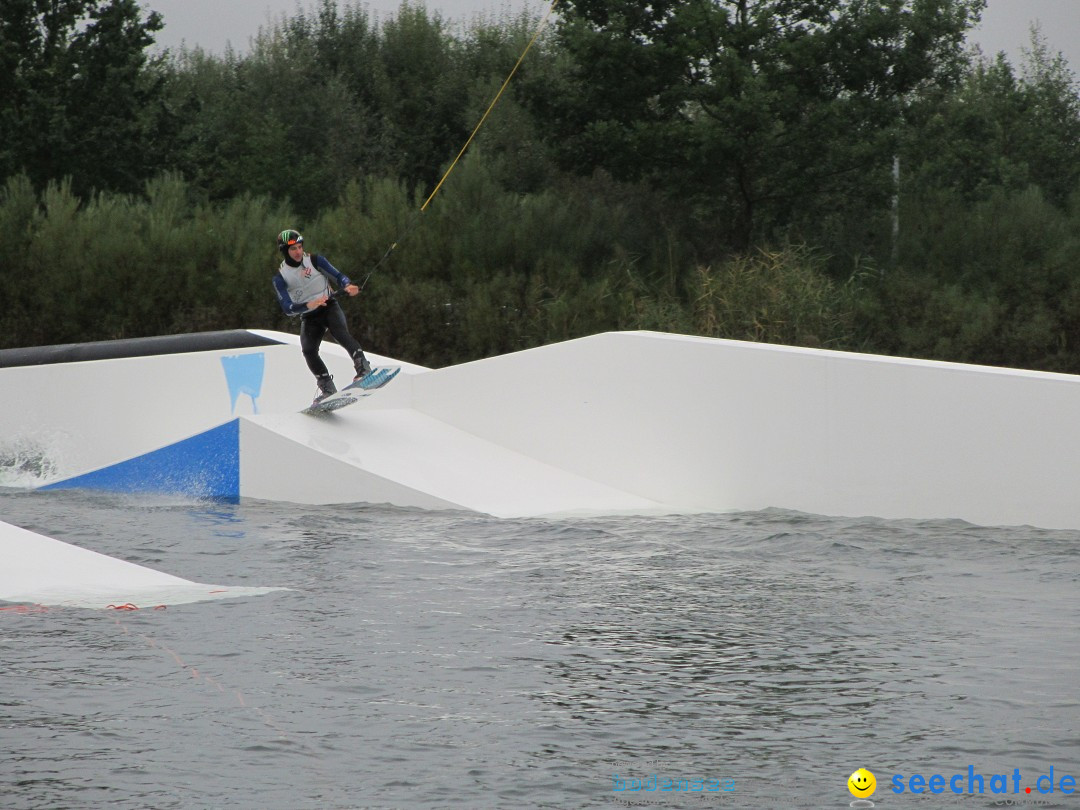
[40,420,240,500]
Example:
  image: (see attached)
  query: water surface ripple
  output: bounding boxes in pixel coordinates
[1,489,1078,809]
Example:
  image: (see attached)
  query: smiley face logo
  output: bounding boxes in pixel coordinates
[848,768,876,798]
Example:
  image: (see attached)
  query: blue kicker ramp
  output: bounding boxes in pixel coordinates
[41,420,240,500]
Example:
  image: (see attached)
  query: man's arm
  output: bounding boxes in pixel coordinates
[313,255,359,295]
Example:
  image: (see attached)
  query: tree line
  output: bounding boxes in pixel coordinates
[3,0,1080,373]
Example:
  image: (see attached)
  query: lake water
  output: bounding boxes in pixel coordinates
[2,488,1079,809]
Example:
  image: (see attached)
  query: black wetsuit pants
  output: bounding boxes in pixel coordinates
[299,299,365,378]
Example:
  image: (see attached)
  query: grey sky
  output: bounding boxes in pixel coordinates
[145,0,539,54]
[145,0,1080,72]
[972,0,1080,69]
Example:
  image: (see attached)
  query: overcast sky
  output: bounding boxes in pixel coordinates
[145,0,1080,72]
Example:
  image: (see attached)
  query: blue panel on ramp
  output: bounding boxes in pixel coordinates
[221,352,265,414]
[41,420,240,500]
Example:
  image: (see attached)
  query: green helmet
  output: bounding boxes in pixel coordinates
[277,229,303,255]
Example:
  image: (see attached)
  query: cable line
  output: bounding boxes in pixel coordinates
[357,0,560,291]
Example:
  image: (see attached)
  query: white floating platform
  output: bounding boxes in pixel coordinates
[3,329,1080,528]
[0,519,282,609]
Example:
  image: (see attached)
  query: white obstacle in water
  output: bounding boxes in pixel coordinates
[0,518,282,609]
[3,329,1080,528]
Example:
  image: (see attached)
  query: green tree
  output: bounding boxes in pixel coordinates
[1016,32,1080,205]
[164,1,484,217]
[377,4,469,192]
[0,0,168,195]
[547,0,985,252]
[902,30,1080,207]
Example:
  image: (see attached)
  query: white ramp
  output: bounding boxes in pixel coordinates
[241,408,665,517]
[6,328,1080,528]
[0,519,283,609]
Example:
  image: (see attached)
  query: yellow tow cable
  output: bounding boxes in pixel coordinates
[359,0,561,289]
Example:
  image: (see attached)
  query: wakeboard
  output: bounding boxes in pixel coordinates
[302,367,401,415]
